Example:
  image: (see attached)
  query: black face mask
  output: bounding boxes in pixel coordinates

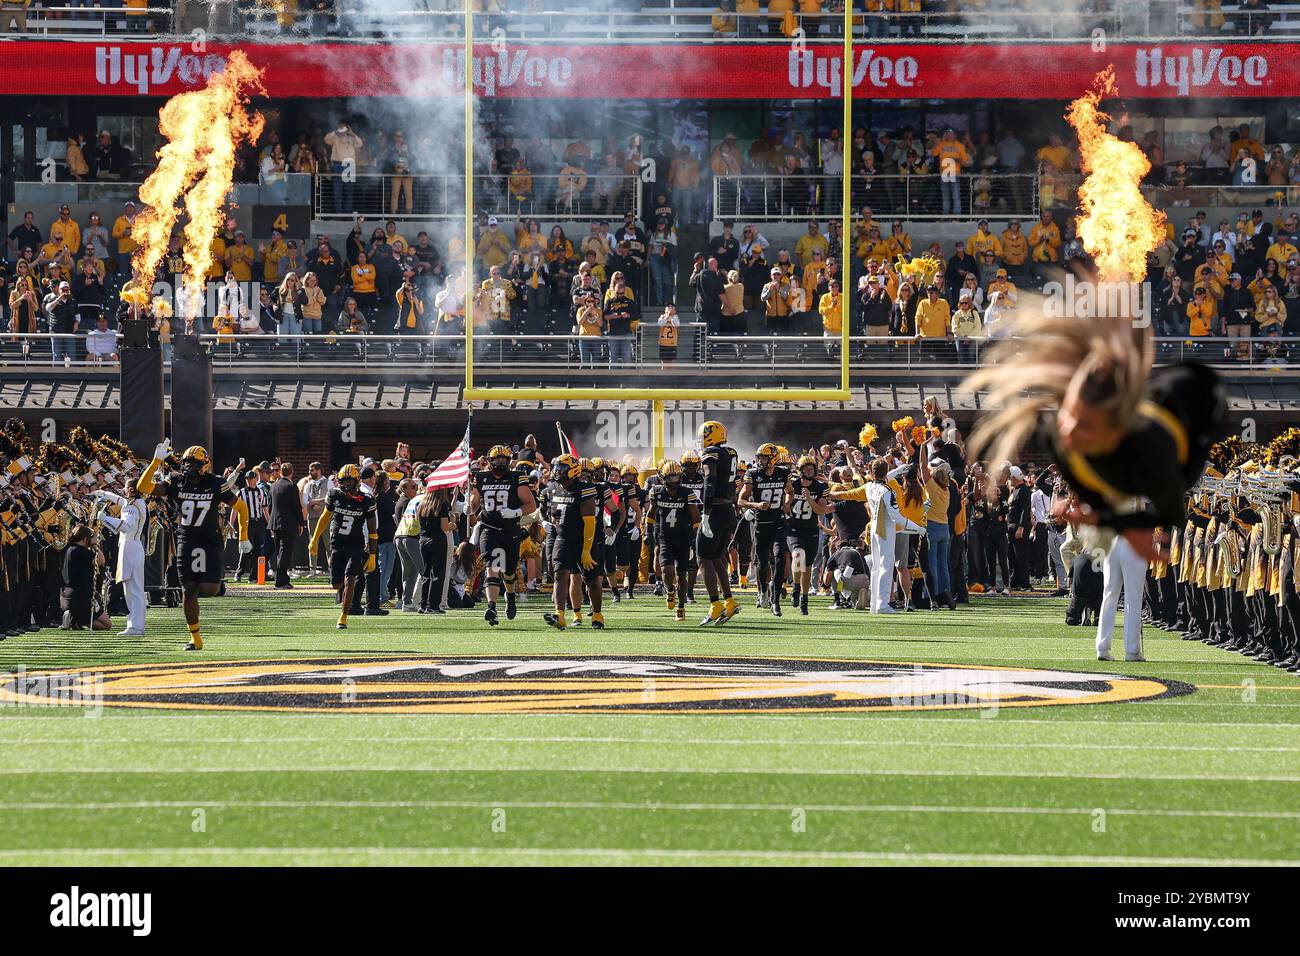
[492,462,509,477]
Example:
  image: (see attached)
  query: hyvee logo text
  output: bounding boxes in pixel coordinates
[94,46,227,94]
[787,49,919,91]
[1134,47,1268,95]
[50,886,152,937]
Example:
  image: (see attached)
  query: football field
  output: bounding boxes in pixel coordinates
[1,589,1298,867]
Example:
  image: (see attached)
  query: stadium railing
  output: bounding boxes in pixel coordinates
[1,332,1290,373]
[712,173,1039,222]
[0,4,173,36]
[312,173,642,222]
[5,2,1300,42]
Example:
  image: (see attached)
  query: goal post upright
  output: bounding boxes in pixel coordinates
[460,0,854,436]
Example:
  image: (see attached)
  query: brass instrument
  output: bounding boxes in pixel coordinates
[1216,527,1243,578]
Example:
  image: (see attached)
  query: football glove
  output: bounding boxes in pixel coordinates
[498,506,522,519]
[152,438,172,463]
[364,552,377,574]
[700,513,713,538]
[580,550,596,571]
[238,540,253,554]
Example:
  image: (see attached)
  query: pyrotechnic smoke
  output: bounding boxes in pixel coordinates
[1065,67,1165,284]
[132,50,265,321]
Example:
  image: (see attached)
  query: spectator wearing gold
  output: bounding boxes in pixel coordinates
[1228,122,1265,164]
[795,221,829,269]
[49,204,81,257]
[476,263,517,334]
[1186,284,1217,337]
[916,285,952,360]
[1000,219,1029,278]
[1266,232,1297,269]
[987,268,1017,306]
[261,229,289,285]
[856,225,892,269]
[556,162,588,216]
[668,146,702,224]
[1028,210,1062,279]
[964,219,1002,260]
[476,216,511,273]
[349,250,379,316]
[818,278,842,357]
[801,249,829,301]
[66,135,90,181]
[886,220,912,259]
[932,128,971,216]
[761,266,793,335]
[224,231,256,283]
[518,219,547,259]
[508,156,533,215]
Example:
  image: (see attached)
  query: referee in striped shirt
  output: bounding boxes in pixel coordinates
[236,470,270,581]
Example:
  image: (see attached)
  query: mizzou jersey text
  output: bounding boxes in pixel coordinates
[474,470,530,532]
[166,474,234,545]
[326,488,377,545]
[648,484,700,565]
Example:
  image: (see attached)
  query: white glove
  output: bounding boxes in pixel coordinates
[152,438,171,462]
[238,540,253,554]
[92,489,112,501]
[604,532,617,546]
[452,500,467,515]
[700,513,713,538]
[498,506,522,519]
[630,526,640,542]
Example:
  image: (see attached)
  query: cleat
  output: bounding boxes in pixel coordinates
[771,601,782,618]
[571,616,584,627]
[685,592,696,604]
[1097,653,1112,661]
[484,604,499,626]
[186,634,203,651]
[799,597,809,616]
[336,621,347,630]
[543,613,566,630]
[722,597,740,621]
[591,616,605,630]
[1126,654,1146,662]
[675,607,686,622]
[611,590,621,603]
[505,593,517,620]
[666,597,676,610]
[653,583,665,597]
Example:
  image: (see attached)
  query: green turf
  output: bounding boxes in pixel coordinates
[1,587,1297,866]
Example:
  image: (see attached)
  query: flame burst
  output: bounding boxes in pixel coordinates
[1065,67,1166,284]
[131,50,265,323]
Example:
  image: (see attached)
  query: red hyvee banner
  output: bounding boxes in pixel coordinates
[0,40,1290,99]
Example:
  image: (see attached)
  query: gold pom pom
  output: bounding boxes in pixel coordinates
[858,423,877,448]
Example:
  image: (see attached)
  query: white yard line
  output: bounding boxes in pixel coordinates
[2,799,1297,819]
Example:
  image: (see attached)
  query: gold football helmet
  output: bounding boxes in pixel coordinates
[699,420,727,447]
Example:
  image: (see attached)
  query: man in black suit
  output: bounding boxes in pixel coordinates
[269,462,306,589]
[1006,466,1034,591]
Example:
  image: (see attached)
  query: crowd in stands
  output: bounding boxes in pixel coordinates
[7,115,1300,365]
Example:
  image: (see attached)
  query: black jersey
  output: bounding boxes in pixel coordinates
[166,473,236,545]
[681,468,706,505]
[702,445,739,503]
[745,466,790,525]
[326,487,377,545]
[648,483,700,543]
[474,469,530,532]
[787,477,829,531]
[1046,363,1226,531]
[547,479,598,539]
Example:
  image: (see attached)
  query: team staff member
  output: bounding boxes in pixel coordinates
[308,464,378,630]
[696,420,740,626]
[138,440,252,651]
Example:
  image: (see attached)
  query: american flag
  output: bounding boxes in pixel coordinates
[425,422,472,490]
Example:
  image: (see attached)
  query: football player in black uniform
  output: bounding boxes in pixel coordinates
[470,445,539,626]
[137,440,251,651]
[696,420,740,625]
[308,463,378,630]
[614,463,644,599]
[543,453,601,630]
[679,450,706,603]
[645,460,700,622]
[590,458,626,603]
[784,454,833,616]
[739,442,790,616]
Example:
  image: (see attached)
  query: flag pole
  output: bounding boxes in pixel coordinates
[554,420,564,457]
